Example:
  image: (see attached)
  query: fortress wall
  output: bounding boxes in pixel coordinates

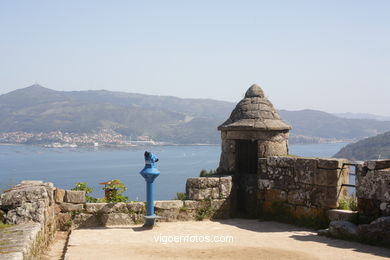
[0,181,58,259]
[257,157,349,223]
[356,160,390,218]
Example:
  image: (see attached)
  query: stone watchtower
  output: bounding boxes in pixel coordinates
[218,84,291,216]
[218,84,291,174]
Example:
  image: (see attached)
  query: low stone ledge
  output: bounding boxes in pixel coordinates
[327,209,358,222]
[73,213,99,229]
[84,203,107,213]
[64,190,86,204]
[127,202,145,213]
[59,203,84,212]
[100,203,128,213]
[318,158,348,170]
[100,213,133,226]
[154,200,183,210]
[0,223,42,260]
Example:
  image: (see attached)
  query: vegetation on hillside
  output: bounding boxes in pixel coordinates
[334,131,390,161]
[1,85,390,144]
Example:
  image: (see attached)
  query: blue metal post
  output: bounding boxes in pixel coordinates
[146,180,154,216]
[139,151,160,227]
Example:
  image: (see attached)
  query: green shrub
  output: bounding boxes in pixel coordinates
[174,192,187,200]
[196,199,214,220]
[72,182,97,202]
[101,179,129,203]
[199,169,217,177]
[338,195,358,211]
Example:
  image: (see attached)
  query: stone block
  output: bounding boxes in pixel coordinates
[154,200,183,210]
[100,202,128,213]
[177,209,197,221]
[294,206,323,219]
[327,209,358,222]
[183,200,200,209]
[187,187,219,200]
[154,208,180,222]
[314,169,347,187]
[287,190,307,205]
[186,178,208,189]
[85,203,107,213]
[207,178,220,187]
[127,202,146,213]
[359,216,390,244]
[57,212,72,231]
[267,156,296,168]
[328,220,358,239]
[73,213,100,228]
[356,169,390,201]
[258,179,274,190]
[219,176,233,198]
[357,198,381,218]
[295,158,317,184]
[313,169,328,186]
[211,199,230,219]
[265,189,287,202]
[100,213,133,226]
[54,188,65,203]
[59,203,84,212]
[318,159,348,169]
[64,190,85,204]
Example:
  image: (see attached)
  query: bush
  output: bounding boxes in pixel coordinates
[174,192,187,200]
[102,179,129,203]
[199,169,217,177]
[72,182,97,202]
[338,194,358,211]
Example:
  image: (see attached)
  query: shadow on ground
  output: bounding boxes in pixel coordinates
[214,218,390,259]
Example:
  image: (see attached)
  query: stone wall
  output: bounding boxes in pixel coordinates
[257,156,349,223]
[0,181,59,259]
[52,177,233,230]
[219,130,289,172]
[356,160,390,218]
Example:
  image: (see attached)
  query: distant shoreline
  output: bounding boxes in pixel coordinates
[0,143,221,148]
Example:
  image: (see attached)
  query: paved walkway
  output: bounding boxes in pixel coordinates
[64,219,390,260]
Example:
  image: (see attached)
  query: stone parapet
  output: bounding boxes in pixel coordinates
[0,223,42,260]
[186,176,233,200]
[356,160,390,218]
[0,181,58,259]
[257,157,349,224]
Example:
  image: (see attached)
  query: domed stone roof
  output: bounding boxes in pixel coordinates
[218,84,291,131]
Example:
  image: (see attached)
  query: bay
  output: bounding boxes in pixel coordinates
[0,143,349,200]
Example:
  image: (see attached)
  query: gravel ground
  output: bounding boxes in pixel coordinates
[64,219,390,260]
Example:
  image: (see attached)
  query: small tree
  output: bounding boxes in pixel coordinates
[101,179,128,202]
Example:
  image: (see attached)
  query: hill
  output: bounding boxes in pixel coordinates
[279,109,390,141]
[334,131,390,161]
[1,85,390,144]
[334,112,390,121]
[0,84,234,144]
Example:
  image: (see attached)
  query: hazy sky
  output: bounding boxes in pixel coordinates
[0,1,389,115]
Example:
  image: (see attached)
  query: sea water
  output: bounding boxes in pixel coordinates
[0,143,350,200]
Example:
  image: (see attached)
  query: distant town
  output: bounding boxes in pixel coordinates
[0,130,162,148]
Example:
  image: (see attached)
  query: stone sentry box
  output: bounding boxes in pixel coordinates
[217,84,292,216]
[218,84,291,174]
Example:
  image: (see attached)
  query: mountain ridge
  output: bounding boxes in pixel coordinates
[1,85,390,145]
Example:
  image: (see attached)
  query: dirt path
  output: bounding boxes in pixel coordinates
[65,219,390,260]
[41,231,69,260]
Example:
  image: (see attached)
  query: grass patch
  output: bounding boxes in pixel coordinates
[338,195,358,211]
[0,223,12,229]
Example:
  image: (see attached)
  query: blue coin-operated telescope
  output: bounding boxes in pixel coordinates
[139,151,160,227]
